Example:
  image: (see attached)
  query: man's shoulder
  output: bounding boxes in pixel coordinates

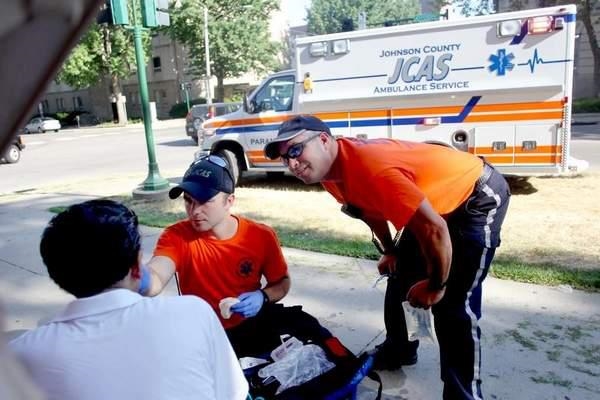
[238,216,277,237]
[161,220,196,240]
[148,296,220,330]
[150,294,212,312]
[8,324,54,353]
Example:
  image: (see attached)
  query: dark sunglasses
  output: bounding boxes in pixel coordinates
[279,132,322,163]
[191,155,234,183]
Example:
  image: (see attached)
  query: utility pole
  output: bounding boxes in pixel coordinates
[204,6,212,106]
[181,82,191,112]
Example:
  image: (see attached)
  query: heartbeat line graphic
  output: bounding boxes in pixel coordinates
[518,49,572,73]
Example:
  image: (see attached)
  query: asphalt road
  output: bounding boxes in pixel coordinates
[570,122,600,172]
[0,121,598,195]
[0,121,195,194]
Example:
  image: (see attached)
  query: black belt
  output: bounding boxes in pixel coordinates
[476,163,494,188]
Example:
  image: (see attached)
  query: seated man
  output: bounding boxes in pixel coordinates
[9,200,247,400]
[144,156,330,357]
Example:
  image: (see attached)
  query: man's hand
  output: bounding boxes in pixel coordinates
[407,279,446,309]
[230,290,265,318]
[377,253,397,275]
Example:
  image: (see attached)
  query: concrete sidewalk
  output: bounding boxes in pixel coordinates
[59,117,186,134]
[1,182,599,399]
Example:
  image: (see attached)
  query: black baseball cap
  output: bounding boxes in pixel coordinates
[168,156,234,202]
[264,115,331,160]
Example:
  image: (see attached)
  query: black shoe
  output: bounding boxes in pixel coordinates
[370,340,419,371]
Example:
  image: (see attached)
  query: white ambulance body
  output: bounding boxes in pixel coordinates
[200,5,587,181]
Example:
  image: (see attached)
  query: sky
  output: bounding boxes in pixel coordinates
[280,0,312,27]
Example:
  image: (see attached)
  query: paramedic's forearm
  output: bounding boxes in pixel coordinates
[407,200,452,287]
[144,256,176,297]
[263,276,291,303]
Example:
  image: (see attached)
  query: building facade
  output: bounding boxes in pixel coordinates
[39,3,287,122]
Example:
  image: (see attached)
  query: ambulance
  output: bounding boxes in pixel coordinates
[199,5,588,181]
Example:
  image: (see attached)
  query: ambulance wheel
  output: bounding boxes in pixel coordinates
[215,149,241,185]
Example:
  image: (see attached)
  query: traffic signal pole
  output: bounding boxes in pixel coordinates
[98,0,170,195]
[133,23,169,191]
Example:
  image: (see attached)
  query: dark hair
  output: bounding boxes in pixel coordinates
[40,199,141,298]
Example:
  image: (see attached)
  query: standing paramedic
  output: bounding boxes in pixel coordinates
[264,115,511,400]
[141,156,305,357]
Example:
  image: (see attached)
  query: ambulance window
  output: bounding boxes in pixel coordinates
[254,75,295,112]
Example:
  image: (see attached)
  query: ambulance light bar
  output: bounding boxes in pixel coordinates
[497,20,521,37]
[309,42,328,57]
[309,39,350,57]
[497,15,559,38]
[527,16,554,34]
[331,39,350,55]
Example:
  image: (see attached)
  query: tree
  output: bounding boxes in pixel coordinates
[167,0,281,102]
[56,20,149,125]
[509,0,600,97]
[306,0,421,35]
[452,0,495,16]
[578,1,600,96]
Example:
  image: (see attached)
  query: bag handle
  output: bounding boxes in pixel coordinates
[366,370,383,400]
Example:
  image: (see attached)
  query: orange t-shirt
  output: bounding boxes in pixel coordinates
[154,216,288,329]
[322,138,483,230]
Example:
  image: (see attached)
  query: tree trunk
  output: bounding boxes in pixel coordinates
[111,74,127,125]
[580,0,600,97]
[216,74,225,102]
[102,26,127,125]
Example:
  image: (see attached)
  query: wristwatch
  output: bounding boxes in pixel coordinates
[428,278,447,291]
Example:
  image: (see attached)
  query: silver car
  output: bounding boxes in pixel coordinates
[23,117,61,134]
[185,103,241,144]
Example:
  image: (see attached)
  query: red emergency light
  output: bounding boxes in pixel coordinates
[527,16,554,34]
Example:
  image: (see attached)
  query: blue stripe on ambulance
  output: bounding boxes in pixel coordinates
[215,96,481,135]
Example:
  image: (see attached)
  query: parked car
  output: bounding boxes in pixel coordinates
[61,111,100,127]
[2,135,25,164]
[185,102,241,144]
[23,117,61,133]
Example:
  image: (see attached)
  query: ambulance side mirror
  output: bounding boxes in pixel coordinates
[243,94,257,114]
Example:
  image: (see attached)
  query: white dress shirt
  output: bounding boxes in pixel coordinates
[9,289,248,400]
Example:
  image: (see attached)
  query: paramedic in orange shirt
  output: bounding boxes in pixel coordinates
[264,115,511,400]
[141,155,292,356]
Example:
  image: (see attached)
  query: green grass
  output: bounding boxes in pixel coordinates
[573,97,600,113]
[50,196,600,292]
[490,260,600,291]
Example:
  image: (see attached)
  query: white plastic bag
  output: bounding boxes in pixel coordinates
[270,336,303,362]
[258,343,335,395]
[402,301,438,344]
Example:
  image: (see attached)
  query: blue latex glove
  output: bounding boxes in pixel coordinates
[138,264,151,295]
[230,290,265,318]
